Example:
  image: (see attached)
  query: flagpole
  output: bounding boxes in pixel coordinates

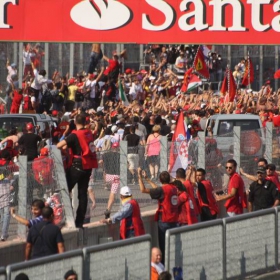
[192,45,200,71]
[227,64,230,98]
[248,51,250,89]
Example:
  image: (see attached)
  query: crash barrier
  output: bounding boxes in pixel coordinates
[0,267,5,280]
[5,234,151,280]
[165,207,280,280]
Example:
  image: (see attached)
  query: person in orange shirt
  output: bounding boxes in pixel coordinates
[151,247,165,280]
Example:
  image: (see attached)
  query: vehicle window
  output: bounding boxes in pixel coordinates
[234,120,260,131]
[0,117,34,137]
[217,121,234,136]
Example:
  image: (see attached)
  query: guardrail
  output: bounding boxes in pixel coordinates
[165,207,279,280]
[4,234,151,280]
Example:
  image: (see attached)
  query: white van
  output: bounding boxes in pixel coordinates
[205,114,264,157]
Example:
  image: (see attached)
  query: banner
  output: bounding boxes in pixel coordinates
[168,111,189,177]
[2,0,280,43]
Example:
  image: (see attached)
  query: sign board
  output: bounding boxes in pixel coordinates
[1,0,280,44]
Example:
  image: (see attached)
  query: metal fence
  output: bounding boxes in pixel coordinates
[0,267,5,280]
[4,234,151,280]
[83,234,151,280]
[6,249,84,280]
[165,207,279,280]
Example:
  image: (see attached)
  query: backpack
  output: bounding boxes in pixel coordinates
[101,137,112,151]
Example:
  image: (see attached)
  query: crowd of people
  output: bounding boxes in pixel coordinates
[2,42,280,280]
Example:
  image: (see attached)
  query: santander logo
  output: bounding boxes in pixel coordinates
[70,0,132,30]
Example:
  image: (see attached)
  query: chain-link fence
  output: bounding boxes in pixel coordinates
[0,163,19,241]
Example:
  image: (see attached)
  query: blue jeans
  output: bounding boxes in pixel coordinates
[88,50,103,74]
[0,206,11,239]
[158,220,178,265]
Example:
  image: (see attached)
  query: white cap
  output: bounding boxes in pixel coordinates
[111,125,118,133]
[120,186,132,196]
[97,106,104,112]
[149,76,156,80]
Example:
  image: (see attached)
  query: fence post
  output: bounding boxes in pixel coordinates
[51,147,75,228]
[233,126,241,173]
[275,207,278,270]
[265,122,273,164]
[17,156,28,240]
[197,131,205,169]
[222,218,227,280]
[120,140,128,187]
[160,136,168,173]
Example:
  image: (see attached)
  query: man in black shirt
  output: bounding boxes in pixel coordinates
[248,166,279,212]
[124,125,140,184]
[25,206,64,260]
[57,114,97,228]
[18,123,41,161]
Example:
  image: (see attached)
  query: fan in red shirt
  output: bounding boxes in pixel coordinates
[215,159,246,216]
[10,88,23,114]
[266,163,280,191]
[173,180,198,226]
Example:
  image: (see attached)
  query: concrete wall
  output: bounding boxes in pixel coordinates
[0,209,158,267]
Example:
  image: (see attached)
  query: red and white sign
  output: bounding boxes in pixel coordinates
[2,0,280,43]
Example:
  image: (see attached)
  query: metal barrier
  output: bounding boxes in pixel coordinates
[165,208,279,280]
[6,249,84,280]
[83,234,151,280]
[0,267,5,280]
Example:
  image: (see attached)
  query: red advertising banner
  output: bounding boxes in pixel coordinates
[1,0,280,44]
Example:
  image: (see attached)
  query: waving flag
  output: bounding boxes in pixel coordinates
[220,69,236,102]
[274,69,280,79]
[193,47,210,79]
[118,80,129,106]
[241,58,254,86]
[168,111,189,177]
[181,67,193,93]
[187,74,202,93]
[201,45,212,58]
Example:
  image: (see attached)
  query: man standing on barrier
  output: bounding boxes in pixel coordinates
[100,186,145,239]
[215,159,247,217]
[138,168,178,265]
[57,114,98,228]
[248,166,279,212]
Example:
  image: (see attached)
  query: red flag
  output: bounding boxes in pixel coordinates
[193,47,210,79]
[168,112,189,176]
[274,69,280,79]
[242,58,254,86]
[181,67,193,92]
[220,69,236,102]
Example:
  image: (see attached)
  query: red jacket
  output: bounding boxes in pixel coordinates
[197,180,219,215]
[155,184,178,223]
[120,199,145,239]
[177,191,198,225]
[72,129,98,170]
[183,180,201,215]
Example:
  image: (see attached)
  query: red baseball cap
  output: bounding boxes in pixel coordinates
[40,147,49,156]
[52,110,58,117]
[26,123,34,131]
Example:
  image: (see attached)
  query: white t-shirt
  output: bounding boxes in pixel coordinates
[86,79,97,98]
[6,66,16,84]
[31,69,52,90]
